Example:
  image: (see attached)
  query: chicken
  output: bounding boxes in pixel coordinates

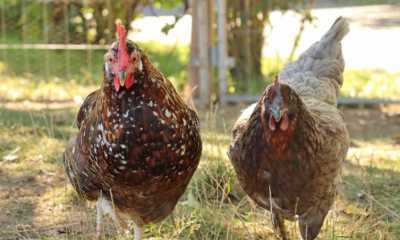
[228,17,350,240]
[63,23,202,240]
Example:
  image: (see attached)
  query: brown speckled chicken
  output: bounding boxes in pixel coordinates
[64,24,202,240]
[228,17,350,240]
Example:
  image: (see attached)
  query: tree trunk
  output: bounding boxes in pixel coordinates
[226,0,268,93]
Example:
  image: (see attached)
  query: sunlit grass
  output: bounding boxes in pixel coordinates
[0,41,189,96]
[0,76,96,102]
[1,43,400,102]
[342,69,400,99]
[336,0,400,5]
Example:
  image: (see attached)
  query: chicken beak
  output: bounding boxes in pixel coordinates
[119,71,126,87]
[271,106,282,122]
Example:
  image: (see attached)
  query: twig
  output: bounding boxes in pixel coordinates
[287,0,315,62]
[360,190,400,220]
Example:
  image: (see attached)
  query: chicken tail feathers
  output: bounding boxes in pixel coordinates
[323,17,349,44]
[278,17,350,105]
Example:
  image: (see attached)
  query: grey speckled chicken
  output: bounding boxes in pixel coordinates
[228,17,350,240]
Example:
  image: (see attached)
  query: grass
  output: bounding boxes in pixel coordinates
[316,0,400,7]
[1,46,399,102]
[337,0,400,5]
[0,102,400,239]
[342,70,400,99]
[0,40,399,239]
[0,41,189,97]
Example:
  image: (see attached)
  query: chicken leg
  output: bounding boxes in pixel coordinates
[96,194,139,239]
[132,221,143,240]
[96,197,104,239]
[272,212,288,240]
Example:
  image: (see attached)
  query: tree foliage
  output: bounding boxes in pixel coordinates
[226,0,307,92]
[3,0,184,44]
[3,0,309,96]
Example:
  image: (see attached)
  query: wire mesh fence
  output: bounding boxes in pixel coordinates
[0,0,117,86]
[1,1,399,105]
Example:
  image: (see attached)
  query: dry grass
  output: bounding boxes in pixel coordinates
[0,100,400,240]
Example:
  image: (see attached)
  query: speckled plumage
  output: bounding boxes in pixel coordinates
[64,41,202,231]
[228,17,350,240]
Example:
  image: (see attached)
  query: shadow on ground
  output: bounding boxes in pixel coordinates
[0,104,399,239]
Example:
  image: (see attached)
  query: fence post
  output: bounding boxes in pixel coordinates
[216,0,228,105]
[189,0,213,107]
[0,0,6,62]
[64,0,71,80]
[42,0,50,79]
[21,0,31,74]
[107,0,113,43]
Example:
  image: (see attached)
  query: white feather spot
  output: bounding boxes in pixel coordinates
[164,109,171,118]
[123,110,129,118]
[138,59,143,71]
[118,165,126,170]
[99,198,118,220]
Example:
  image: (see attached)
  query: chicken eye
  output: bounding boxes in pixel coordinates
[288,112,296,120]
[112,48,118,57]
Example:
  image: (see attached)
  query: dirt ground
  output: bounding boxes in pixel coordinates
[0,102,399,239]
[342,106,400,140]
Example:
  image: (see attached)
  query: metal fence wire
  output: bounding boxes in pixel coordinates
[0,0,110,85]
[0,1,399,105]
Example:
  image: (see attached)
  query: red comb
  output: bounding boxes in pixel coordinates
[274,76,279,86]
[116,23,129,70]
[116,23,126,41]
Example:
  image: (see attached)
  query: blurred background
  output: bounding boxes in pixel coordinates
[1,0,399,105]
[0,0,399,239]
